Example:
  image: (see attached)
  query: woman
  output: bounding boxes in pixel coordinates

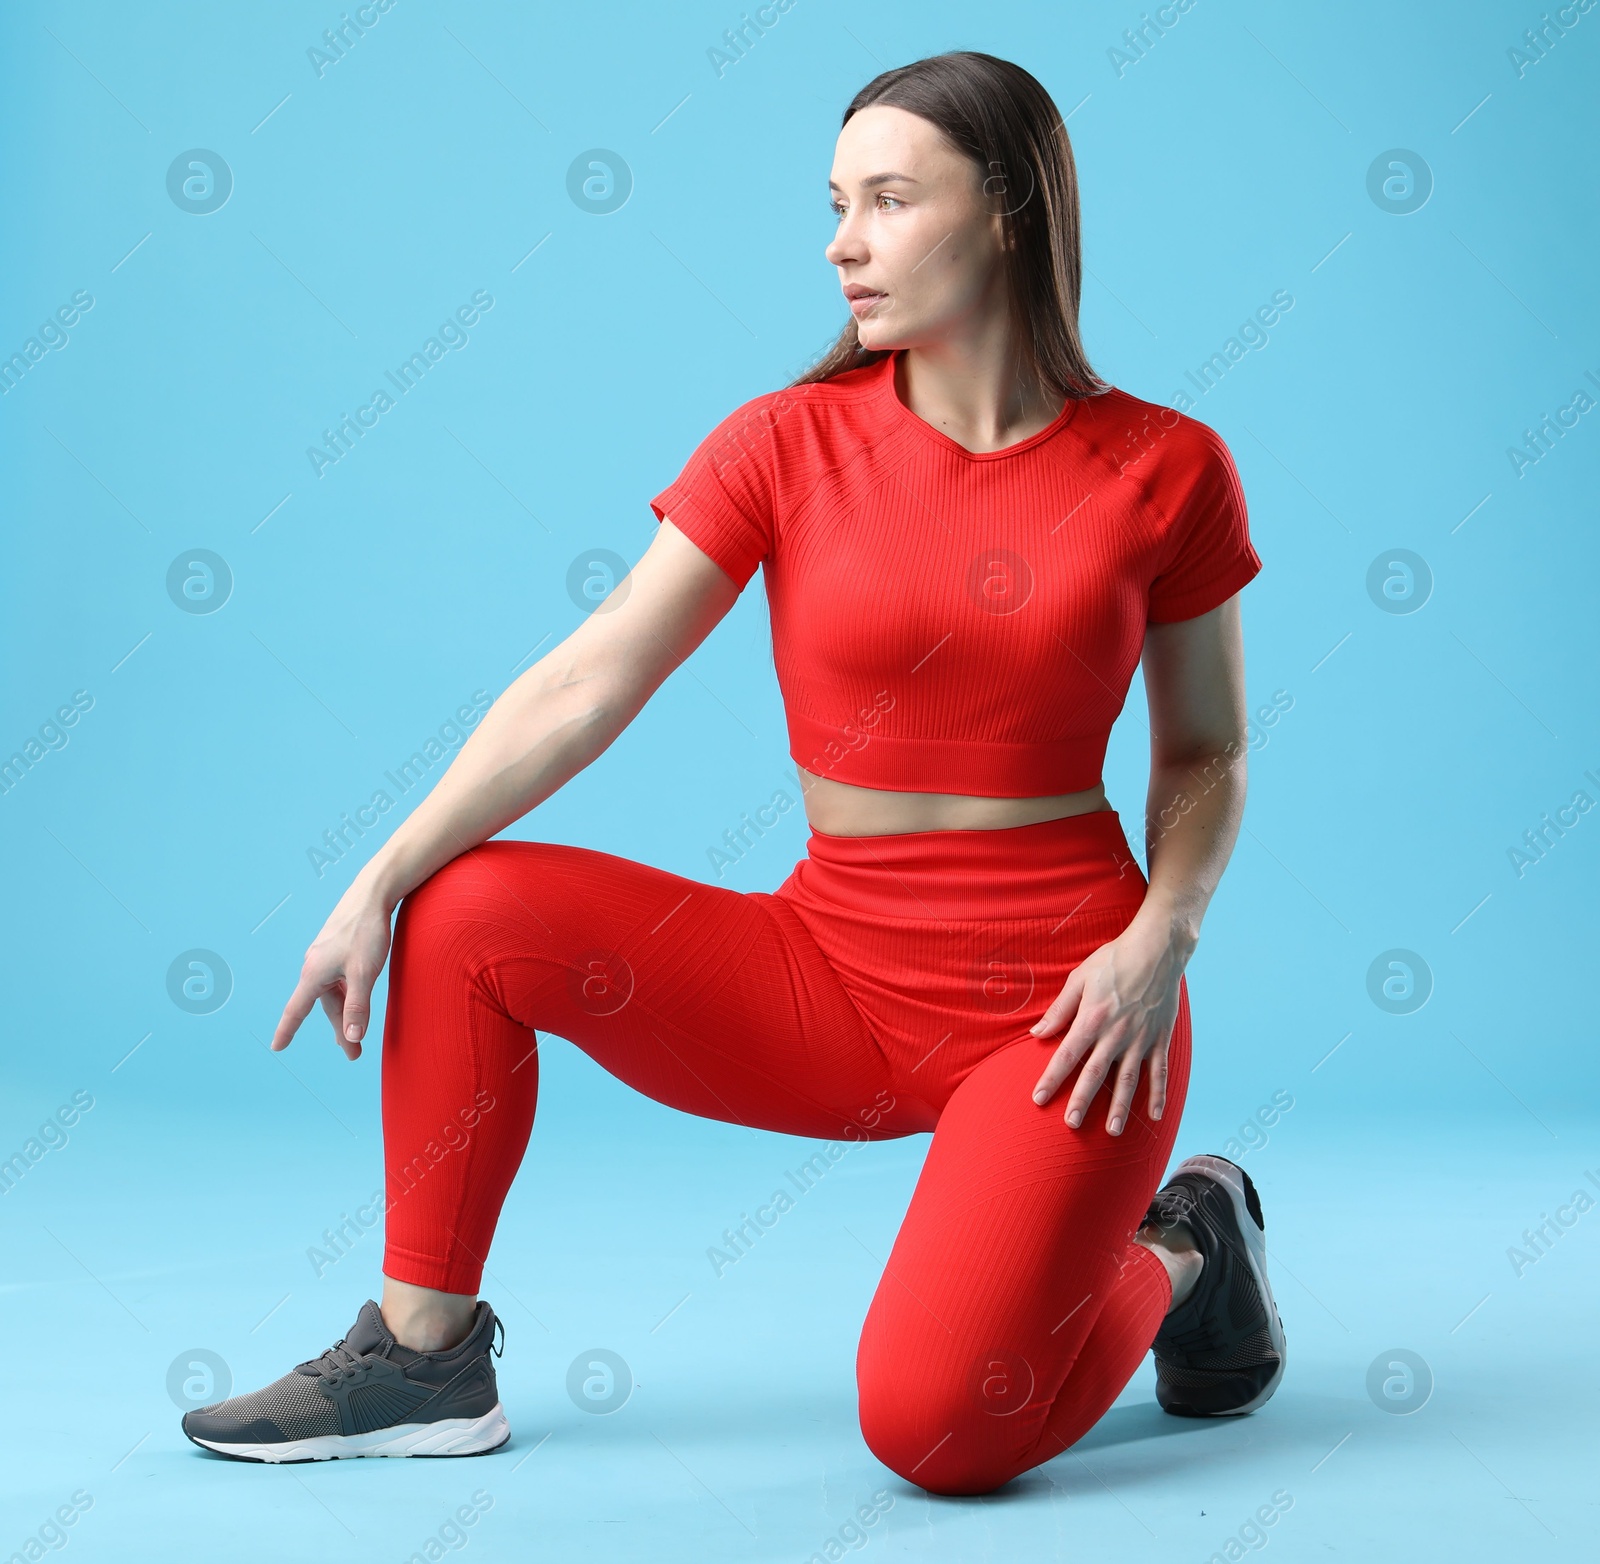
[182,50,1285,1495]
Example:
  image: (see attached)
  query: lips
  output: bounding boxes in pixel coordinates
[844,286,887,316]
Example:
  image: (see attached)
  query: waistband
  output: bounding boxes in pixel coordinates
[785,711,1111,797]
[787,807,1149,922]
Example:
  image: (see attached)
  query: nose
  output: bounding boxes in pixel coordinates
[825,207,865,268]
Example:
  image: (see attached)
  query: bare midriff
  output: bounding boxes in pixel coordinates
[795,767,1111,837]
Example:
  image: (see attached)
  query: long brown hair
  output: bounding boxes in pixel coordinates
[790,50,1107,401]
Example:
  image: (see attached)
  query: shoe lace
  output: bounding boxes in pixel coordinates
[1143,1184,1202,1234]
[294,1312,502,1383]
[299,1339,372,1387]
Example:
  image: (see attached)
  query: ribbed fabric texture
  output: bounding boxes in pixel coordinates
[380,809,1191,1496]
[649,351,1262,797]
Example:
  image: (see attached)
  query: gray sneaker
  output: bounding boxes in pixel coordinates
[182,1299,510,1462]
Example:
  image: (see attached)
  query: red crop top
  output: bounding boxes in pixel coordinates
[649,350,1262,798]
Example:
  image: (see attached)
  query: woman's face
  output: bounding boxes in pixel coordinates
[825,104,1007,354]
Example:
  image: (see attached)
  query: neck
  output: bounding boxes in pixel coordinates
[893,336,1063,454]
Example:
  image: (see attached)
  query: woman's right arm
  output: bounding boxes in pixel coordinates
[271,519,742,1059]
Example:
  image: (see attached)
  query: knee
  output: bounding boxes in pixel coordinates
[857,1365,1023,1498]
[396,843,534,937]
[390,845,559,994]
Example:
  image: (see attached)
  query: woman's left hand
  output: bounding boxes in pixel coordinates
[1027,913,1194,1134]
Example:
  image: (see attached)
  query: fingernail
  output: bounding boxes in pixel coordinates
[1067,1111,1081,1127]
[1032,1090,1047,1104]
[1109,1116,1123,1134]
[346,1023,360,1041]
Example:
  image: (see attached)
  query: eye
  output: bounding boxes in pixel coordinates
[877,193,903,211]
[829,199,845,220]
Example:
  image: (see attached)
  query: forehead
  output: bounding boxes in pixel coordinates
[828,104,963,187]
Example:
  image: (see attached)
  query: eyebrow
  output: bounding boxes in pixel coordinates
[827,172,920,192]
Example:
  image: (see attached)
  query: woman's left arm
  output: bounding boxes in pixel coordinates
[1028,595,1250,1133]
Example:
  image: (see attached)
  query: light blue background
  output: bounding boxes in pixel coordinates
[2,1,1596,1559]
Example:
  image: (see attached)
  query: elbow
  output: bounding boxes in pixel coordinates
[1151,734,1249,776]
[531,655,634,730]
[498,670,622,760]
[559,687,630,742]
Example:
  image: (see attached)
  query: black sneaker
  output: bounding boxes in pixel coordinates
[182,1299,510,1462]
[1143,1155,1286,1417]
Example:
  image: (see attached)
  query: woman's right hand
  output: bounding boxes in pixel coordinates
[271,877,396,1061]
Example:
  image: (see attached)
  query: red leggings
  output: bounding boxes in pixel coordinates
[379,807,1191,1496]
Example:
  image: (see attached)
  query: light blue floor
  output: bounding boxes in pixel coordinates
[6,1042,1594,1562]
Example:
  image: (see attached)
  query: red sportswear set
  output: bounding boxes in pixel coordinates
[380,350,1263,1494]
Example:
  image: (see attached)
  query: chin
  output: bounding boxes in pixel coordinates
[856,316,911,353]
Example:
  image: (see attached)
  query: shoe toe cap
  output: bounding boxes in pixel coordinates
[182,1406,291,1444]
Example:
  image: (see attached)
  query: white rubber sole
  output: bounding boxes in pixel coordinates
[1174,1154,1288,1415]
[190,1402,511,1463]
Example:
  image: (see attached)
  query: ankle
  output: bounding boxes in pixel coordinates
[385,1307,476,1354]
[1135,1224,1205,1313]
[1162,1246,1204,1312]
[380,1278,478,1352]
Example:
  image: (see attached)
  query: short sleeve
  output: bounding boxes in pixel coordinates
[1146,420,1262,623]
[649,394,780,590]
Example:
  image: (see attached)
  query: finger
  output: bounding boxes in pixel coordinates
[270,975,323,1052]
[315,985,363,1061]
[1146,1038,1170,1121]
[1027,965,1084,1041]
[317,986,359,1062]
[1062,1036,1122,1128]
[341,966,373,1053]
[1104,1048,1145,1136]
[1031,1006,1100,1103]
